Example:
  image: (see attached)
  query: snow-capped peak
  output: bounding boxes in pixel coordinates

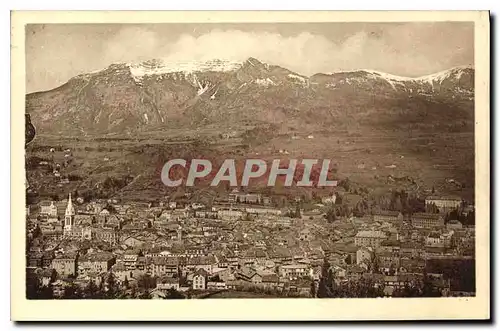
[322,65,473,90]
[127,58,243,78]
[415,65,473,85]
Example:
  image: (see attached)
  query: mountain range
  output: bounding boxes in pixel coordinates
[26,57,474,136]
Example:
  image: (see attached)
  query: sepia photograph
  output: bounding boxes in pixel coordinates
[11,10,490,321]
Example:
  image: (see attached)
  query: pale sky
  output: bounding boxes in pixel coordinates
[25,22,474,93]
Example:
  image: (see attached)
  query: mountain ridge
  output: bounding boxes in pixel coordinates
[25,57,474,136]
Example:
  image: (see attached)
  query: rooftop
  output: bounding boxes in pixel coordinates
[355,230,388,238]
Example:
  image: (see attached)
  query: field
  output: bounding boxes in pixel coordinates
[25,123,475,204]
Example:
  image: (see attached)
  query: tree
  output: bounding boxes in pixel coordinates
[310,280,317,298]
[63,282,80,299]
[123,276,130,289]
[335,192,343,205]
[317,259,335,298]
[105,273,118,299]
[166,288,185,299]
[371,256,380,274]
[139,290,152,299]
[421,269,441,297]
[325,208,336,223]
[83,280,100,299]
[38,284,54,299]
[295,205,301,219]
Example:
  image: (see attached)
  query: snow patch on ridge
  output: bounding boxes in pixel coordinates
[255,78,277,87]
[128,59,242,83]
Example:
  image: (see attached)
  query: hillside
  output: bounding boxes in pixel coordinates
[25,57,475,202]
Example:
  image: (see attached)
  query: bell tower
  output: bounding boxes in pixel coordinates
[64,193,75,231]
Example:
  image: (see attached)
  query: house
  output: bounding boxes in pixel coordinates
[373,211,404,224]
[354,231,388,248]
[411,213,445,229]
[425,196,462,211]
[156,276,180,292]
[192,269,209,290]
[250,273,263,284]
[234,266,258,282]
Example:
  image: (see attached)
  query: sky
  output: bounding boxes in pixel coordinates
[25,22,474,93]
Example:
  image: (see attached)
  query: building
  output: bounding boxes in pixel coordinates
[95,228,118,244]
[181,255,216,275]
[400,242,424,258]
[373,211,404,224]
[229,190,262,204]
[425,196,462,210]
[192,269,208,290]
[40,201,58,217]
[245,207,282,216]
[411,213,445,229]
[424,232,441,247]
[377,240,401,254]
[279,264,311,280]
[356,247,374,265]
[82,227,96,241]
[207,281,227,290]
[354,231,388,248]
[218,209,243,220]
[321,194,337,204]
[122,250,140,270]
[156,276,180,292]
[446,220,463,230]
[149,257,179,277]
[79,252,116,274]
[63,193,75,237]
[51,252,78,277]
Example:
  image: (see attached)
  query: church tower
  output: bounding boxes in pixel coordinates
[177,224,183,242]
[64,193,75,232]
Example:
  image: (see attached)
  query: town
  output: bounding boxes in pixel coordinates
[26,176,476,299]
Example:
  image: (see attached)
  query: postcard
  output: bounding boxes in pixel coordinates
[11,10,490,321]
